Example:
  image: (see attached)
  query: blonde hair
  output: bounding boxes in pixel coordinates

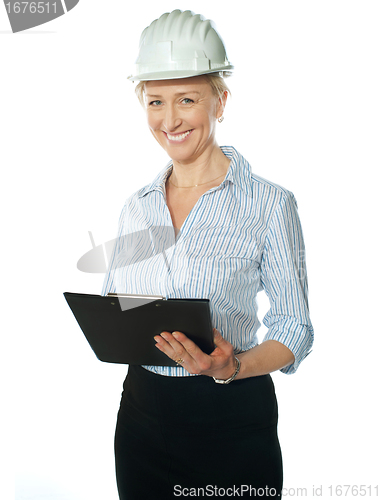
[135,73,231,107]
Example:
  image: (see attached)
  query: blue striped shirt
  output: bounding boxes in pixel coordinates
[101,146,314,376]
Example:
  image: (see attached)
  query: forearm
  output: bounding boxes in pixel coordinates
[235,340,295,379]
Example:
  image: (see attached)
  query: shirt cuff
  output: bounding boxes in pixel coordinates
[262,317,314,374]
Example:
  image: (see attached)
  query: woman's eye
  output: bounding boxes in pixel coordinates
[182,98,194,104]
[149,100,162,106]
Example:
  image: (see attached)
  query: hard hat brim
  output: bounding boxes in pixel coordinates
[127,66,234,82]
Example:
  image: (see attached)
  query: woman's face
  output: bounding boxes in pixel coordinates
[144,76,225,165]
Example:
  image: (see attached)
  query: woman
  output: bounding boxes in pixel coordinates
[102,10,314,499]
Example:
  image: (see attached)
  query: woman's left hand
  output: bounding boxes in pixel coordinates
[154,328,237,380]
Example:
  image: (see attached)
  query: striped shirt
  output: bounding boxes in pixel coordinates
[101,146,314,376]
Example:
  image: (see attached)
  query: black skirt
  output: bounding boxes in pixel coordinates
[114,365,283,499]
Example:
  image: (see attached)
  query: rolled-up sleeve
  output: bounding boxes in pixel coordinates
[260,192,314,374]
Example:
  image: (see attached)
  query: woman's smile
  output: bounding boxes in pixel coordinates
[164,130,193,143]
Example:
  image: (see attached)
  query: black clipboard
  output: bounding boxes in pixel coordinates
[64,292,214,366]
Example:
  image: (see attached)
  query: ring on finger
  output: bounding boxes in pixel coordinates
[176,358,184,365]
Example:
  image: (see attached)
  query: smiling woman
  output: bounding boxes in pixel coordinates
[102,9,314,500]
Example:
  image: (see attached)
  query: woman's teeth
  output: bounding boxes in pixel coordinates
[167,130,191,141]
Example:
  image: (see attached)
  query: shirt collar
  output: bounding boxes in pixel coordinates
[137,146,253,198]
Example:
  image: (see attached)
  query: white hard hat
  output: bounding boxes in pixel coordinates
[128,10,234,82]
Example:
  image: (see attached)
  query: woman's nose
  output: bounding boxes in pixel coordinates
[163,105,181,131]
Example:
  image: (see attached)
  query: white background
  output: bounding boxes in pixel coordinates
[1,1,380,499]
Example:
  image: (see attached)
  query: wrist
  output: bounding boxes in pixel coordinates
[213,356,241,384]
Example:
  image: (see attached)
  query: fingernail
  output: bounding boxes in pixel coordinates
[172,332,179,338]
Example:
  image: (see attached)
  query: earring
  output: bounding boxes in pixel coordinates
[218,116,224,123]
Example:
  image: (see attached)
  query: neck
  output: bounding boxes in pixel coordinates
[170,145,230,188]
